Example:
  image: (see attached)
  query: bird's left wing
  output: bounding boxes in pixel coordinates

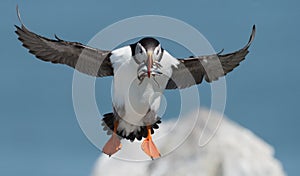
[15,8,113,77]
[165,25,256,89]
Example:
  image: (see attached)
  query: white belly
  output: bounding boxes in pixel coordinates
[113,58,162,126]
[109,46,179,135]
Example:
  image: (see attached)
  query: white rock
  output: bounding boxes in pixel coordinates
[91,108,286,176]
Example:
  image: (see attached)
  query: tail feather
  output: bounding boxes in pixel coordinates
[101,112,161,142]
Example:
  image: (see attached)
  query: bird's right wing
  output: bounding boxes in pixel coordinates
[15,7,113,77]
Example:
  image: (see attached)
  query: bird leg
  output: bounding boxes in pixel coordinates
[102,120,122,157]
[141,126,161,159]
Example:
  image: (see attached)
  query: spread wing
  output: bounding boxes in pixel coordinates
[15,8,113,77]
[166,25,256,89]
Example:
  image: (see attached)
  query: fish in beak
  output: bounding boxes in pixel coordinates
[146,51,153,78]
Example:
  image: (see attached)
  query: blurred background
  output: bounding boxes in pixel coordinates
[0,0,299,175]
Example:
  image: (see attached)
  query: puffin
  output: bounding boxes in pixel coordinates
[15,7,255,159]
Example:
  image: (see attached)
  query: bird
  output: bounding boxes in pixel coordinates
[15,7,255,159]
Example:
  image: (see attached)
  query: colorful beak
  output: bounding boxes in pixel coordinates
[147,51,153,78]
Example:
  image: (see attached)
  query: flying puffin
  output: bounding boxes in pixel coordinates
[15,8,255,159]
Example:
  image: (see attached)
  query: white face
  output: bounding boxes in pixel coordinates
[134,43,147,64]
[135,43,163,81]
[134,43,162,64]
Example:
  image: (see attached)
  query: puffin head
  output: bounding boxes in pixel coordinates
[133,37,163,81]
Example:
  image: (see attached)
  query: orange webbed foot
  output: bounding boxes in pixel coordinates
[102,120,122,157]
[102,133,122,157]
[141,126,161,159]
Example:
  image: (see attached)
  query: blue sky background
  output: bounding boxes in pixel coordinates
[1,0,299,175]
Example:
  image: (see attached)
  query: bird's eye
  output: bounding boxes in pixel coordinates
[156,49,160,55]
[139,49,143,54]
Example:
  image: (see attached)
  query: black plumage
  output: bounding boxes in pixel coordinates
[166,25,256,89]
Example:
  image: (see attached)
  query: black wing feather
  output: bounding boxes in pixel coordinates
[166,25,256,89]
[15,8,113,77]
